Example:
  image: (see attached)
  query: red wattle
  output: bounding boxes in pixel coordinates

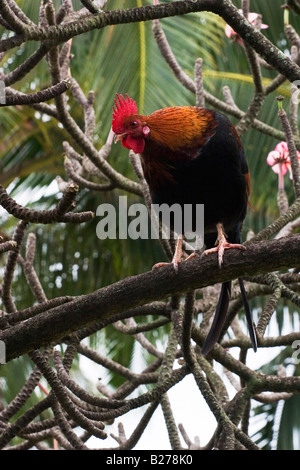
[122,135,145,154]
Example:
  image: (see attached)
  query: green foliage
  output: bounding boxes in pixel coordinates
[251,346,300,450]
[1,0,300,449]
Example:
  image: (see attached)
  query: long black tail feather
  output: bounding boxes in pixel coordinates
[238,277,257,352]
[201,278,257,355]
[201,225,257,355]
[201,280,231,356]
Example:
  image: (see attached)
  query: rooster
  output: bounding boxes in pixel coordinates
[112,93,257,355]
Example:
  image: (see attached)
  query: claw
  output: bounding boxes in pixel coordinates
[152,235,183,272]
[201,223,245,267]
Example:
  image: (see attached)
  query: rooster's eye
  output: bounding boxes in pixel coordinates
[129,121,138,128]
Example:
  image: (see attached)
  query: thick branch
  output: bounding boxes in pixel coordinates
[0,183,94,224]
[0,1,299,82]
[2,234,300,361]
[1,80,70,107]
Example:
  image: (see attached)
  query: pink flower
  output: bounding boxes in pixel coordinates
[267,142,291,176]
[267,142,300,189]
[225,11,268,43]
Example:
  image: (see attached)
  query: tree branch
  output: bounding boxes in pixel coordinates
[2,234,300,361]
[0,1,299,82]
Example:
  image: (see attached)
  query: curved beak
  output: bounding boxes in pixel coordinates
[114,133,126,144]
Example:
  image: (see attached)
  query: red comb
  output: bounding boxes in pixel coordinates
[112,93,138,133]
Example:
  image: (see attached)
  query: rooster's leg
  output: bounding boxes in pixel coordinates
[202,223,245,267]
[152,235,183,272]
